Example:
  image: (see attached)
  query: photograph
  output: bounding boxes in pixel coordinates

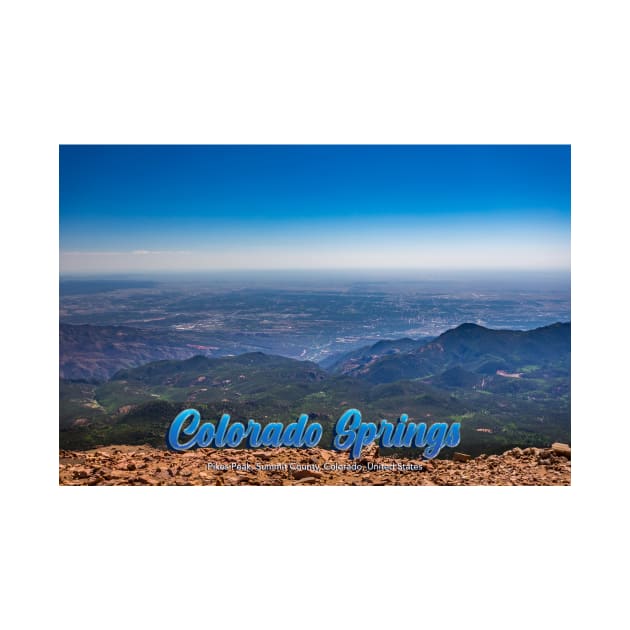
[59,145,571,485]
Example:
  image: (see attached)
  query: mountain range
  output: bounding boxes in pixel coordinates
[59,322,570,457]
[329,322,569,380]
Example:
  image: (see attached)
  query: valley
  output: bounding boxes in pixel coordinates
[60,320,571,458]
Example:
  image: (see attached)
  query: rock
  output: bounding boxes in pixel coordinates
[319,450,332,462]
[291,468,322,480]
[362,443,379,459]
[453,452,472,463]
[59,444,569,486]
[295,477,318,484]
[551,443,571,459]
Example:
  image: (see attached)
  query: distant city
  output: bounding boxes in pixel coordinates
[60,271,570,368]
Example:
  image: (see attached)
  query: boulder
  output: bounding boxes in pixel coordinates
[453,452,472,463]
[551,443,571,459]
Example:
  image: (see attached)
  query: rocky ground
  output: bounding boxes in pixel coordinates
[59,443,570,486]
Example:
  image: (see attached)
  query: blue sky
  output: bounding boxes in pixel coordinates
[59,145,570,273]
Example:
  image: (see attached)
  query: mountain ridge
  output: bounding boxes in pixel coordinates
[333,322,570,383]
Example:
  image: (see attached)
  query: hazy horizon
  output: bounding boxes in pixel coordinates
[60,145,570,274]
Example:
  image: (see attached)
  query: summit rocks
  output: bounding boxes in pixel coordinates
[59,444,570,486]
